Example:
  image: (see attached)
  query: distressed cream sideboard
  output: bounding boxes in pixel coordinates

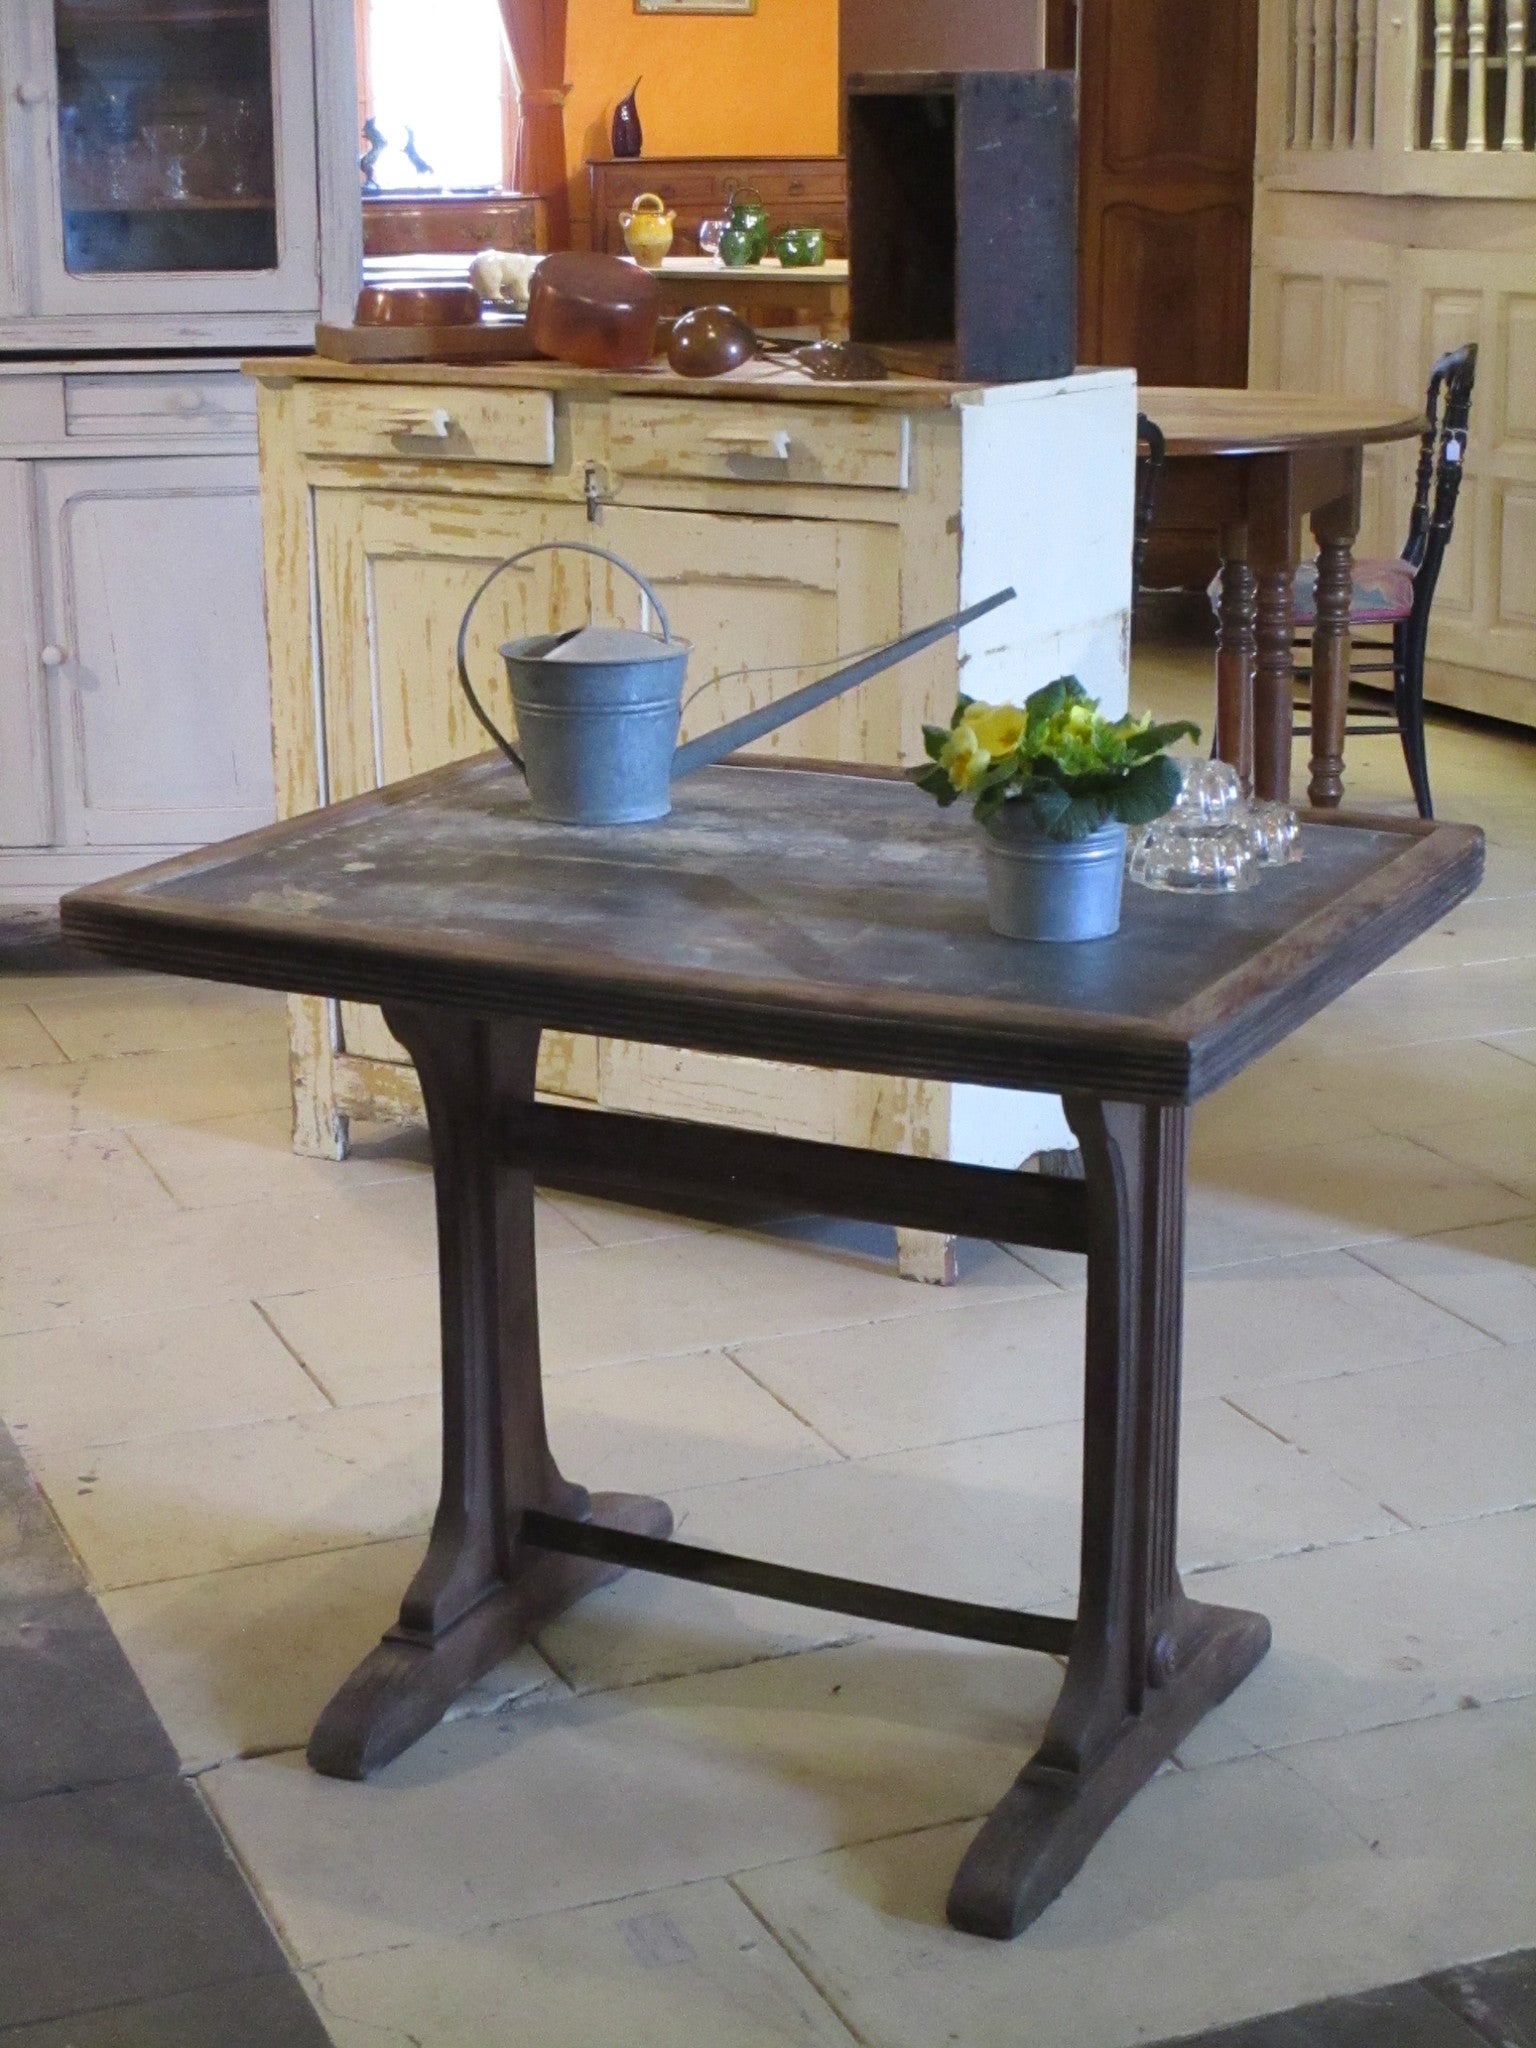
[251,358,1134,1277]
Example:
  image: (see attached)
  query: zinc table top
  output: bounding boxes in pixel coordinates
[61,759,1482,1104]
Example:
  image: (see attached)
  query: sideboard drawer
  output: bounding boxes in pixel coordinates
[293,385,556,466]
[65,371,256,438]
[608,400,909,491]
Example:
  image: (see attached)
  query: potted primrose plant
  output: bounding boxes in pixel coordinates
[911,677,1200,941]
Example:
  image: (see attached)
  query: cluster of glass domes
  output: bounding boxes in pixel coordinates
[1129,760,1301,894]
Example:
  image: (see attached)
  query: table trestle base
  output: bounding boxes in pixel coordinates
[520,1509,1076,1655]
[304,1004,1270,1940]
[307,1489,673,1781]
[504,1099,1090,1253]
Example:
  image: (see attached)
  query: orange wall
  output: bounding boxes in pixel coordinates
[564,0,840,243]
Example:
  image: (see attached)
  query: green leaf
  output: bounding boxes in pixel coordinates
[909,762,961,805]
[1022,675,1080,727]
[1052,792,1114,842]
[921,723,952,763]
[1108,755,1183,826]
[1020,783,1074,836]
[1123,719,1201,761]
[950,693,976,727]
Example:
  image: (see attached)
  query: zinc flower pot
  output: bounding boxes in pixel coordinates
[981,809,1127,941]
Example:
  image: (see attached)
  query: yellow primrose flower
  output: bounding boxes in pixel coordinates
[940,721,993,791]
[961,703,1029,757]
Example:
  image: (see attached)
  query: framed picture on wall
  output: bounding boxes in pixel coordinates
[635,0,756,11]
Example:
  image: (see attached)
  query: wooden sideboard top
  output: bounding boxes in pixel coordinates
[243,355,1132,413]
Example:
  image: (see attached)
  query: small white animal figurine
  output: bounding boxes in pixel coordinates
[469,249,543,309]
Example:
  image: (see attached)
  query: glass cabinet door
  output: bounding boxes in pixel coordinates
[54,0,278,275]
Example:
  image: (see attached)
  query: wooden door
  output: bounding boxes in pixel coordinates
[313,487,598,1098]
[1073,0,1258,388]
[35,453,276,848]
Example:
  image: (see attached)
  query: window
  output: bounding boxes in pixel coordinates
[355,0,517,192]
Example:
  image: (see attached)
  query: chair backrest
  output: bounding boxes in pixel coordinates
[1132,412,1165,606]
[1403,343,1477,571]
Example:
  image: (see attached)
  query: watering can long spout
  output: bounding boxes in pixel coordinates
[669,585,1017,782]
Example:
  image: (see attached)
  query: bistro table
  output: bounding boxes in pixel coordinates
[1142,388,1426,810]
[61,758,1482,1940]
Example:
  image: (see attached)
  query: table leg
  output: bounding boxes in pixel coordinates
[1307,492,1359,809]
[947,1097,1270,1939]
[1213,526,1255,791]
[307,1005,671,1781]
[1252,565,1296,804]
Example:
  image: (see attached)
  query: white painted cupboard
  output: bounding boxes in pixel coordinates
[0,0,359,352]
[252,359,1136,1271]
[0,360,276,902]
[0,0,360,902]
[1251,0,1536,729]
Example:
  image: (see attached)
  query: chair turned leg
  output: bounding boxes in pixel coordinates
[1214,536,1256,790]
[1395,621,1435,820]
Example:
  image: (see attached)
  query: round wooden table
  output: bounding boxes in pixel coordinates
[1141,388,1427,808]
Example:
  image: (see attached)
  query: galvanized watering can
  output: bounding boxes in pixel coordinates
[456,541,1015,826]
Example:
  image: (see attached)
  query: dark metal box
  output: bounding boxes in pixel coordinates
[847,71,1077,383]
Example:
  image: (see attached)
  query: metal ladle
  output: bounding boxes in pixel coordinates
[666,306,887,382]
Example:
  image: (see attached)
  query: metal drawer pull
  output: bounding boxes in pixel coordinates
[381,408,454,440]
[706,427,791,460]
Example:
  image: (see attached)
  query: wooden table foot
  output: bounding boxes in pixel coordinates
[309,1490,673,1780]
[943,1094,1270,1939]
[947,1597,1270,1938]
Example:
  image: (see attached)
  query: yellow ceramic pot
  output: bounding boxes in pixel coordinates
[620,192,675,268]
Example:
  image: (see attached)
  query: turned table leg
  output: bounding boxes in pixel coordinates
[947,1097,1270,1939]
[307,1004,671,1780]
[1213,526,1256,792]
[1308,489,1360,809]
[1252,567,1296,805]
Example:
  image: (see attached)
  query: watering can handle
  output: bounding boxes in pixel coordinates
[455,541,674,775]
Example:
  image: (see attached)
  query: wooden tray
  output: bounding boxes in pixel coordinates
[314,315,545,365]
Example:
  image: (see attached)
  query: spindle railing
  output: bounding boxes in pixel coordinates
[1422,0,1533,150]
[1288,0,1533,150]
[1289,0,1378,145]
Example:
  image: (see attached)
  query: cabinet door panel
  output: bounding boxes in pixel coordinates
[0,461,51,847]
[595,504,905,1141]
[27,0,318,321]
[37,453,275,847]
[313,488,597,1093]
[598,506,905,766]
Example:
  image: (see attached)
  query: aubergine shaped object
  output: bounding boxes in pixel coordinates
[526,252,660,370]
[666,304,760,377]
[611,79,642,159]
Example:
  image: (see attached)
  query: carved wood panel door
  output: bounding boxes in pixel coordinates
[312,486,599,1100]
[1071,0,1259,388]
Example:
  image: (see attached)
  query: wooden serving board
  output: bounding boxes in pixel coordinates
[315,316,545,365]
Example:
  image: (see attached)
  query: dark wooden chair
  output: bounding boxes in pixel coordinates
[1132,412,1165,610]
[1289,344,1478,819]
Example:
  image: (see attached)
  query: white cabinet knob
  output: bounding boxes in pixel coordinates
[40,644,67,668]
[15,81,52,107]
[169,390,205,414]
